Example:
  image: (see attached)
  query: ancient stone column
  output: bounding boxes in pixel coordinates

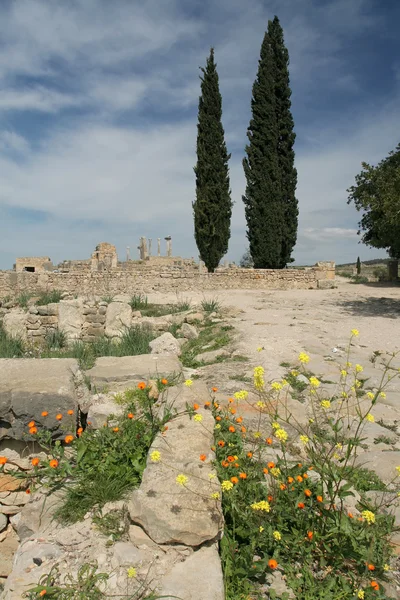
[148,238,152,257]
[199,257,205,274]
[157,238,161,257]
[165,235,172,257]
[126,246,130,261]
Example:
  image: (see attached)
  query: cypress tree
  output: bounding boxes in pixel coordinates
[268,16,298,267]
[193,48,232,272]
[242,31,282,268]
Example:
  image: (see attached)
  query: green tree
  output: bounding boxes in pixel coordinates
[243,17,297,269]
[356,256,361,275]
[268,16,298,267]
[242,29,282,268]
[193,48,232,272]
[347,143,400,260]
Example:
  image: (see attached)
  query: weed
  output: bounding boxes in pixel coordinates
[129,293,148,310]
[201,297,221,313]
[229,374,252,383]
[279,361,291,368]
[93,509,127,541]
[341,466,386,492]
[45,329,67,350]
[374,435,395,445]
[0,324,25,358]
[230,355,250,362]
[16,291,33,308]
[35,290,63,305]
[180,326,231,368]
[350,275,369,284]
[101,295,114,304]
[377,419,398,433]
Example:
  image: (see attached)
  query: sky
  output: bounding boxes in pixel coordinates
[0,0,399,270]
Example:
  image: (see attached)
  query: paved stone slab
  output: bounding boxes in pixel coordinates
[86,354,181,388]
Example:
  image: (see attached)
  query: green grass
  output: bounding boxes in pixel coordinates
[180,325,231,368]
[0,324,25,357]
[130,294,190,317]
[229,373,252,383]
[350,275,369,284]
[92,509,127,541]
[201,297,221,313]
[341,465,386,492]
[16,291,33,308]
[35,290,63,305]
[45,329,68,350]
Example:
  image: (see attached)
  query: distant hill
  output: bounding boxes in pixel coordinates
[336,258,389,267]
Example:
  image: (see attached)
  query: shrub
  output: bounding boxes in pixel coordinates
[16,291,33,308]
[129,294,148,310]
[373,267,389,282]
[45,329,67,350]
[201,297,221,313]
[35,290,63,305]
[350,275,369,284]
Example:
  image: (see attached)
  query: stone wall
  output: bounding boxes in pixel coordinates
[0,262,335,299]
[15,257,53,273]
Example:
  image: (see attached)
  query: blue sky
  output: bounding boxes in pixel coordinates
[0,0,399,269]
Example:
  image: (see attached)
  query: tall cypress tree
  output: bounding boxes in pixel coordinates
[242,31,282,268]
[268,16,298,267]
[193,48,232,273]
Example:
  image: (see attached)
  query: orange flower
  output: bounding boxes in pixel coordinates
[0,456,7,465]
[228,397,234,403]
[267,461,275,469]
[280,483,287,490]
[304,489,312,497]
[307,531,313,540]
[199,454,207,462]
[193,403,200,410]
[230,408,237,414]
[39,591,47,597]
[288,476,294,484]
[268,559,278,569]
[218,440,225,447]
[161,378,168,385]
[212,387,218,392]
[236,416,243,423]
[216,416,222,421]
[268,495,273,502]
[65,435,74,444]
[138,382,146,390]
[77,427,83,436]
[163,425,168,432]
[298,502,305,509]
[221,460,229,468]
[241,426,247,433]
[367,563,375,571]
[263,468,269,474]
[56,414,62,421]
[348,511,354,518]
[234,462,239,467]
[127,413,134,419]
[113,427,119,432]
[297,463,303,467]
[29,427,38,435]
[266,437,273,445]
[31,457,40,467]
[87,421,92,425]
[204,401,211,407]
[214,402,219,409]
[303,473,308,479]
[230,476,239,484]
[247,452,253,458]
[67,410,74,416]
[49,459,58,468]
[227,455,235,463]
[229,426,236,433]
[370,581,379,591]
[26,488,31,494]
[316,495,323,503]
[296,475,303,483]
[211,445,216,451]
[41,411,48,417]
[308,465,314,470]
[28,420,35,428]
[239,472,247,479]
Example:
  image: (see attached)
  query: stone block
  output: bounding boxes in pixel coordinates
[58,299,83,340]
[149,332,181,356]
[2,309,27,342]
[86,355,181,388]
[105,302,132,338]
[85,326,105,337]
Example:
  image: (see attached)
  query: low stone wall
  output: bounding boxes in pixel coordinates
[0,262,335,298]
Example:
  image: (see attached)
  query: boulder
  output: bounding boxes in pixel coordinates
[185,312,205,324]
[0,527,19,577]
[159,544,224,600]
[0,358,80,440]
[195,348,230,363]
[86,355,181,389]
[2,309,27,342]
[0,513,7,532]
[87,402,124,429]
[149,332,181,356]
[58,299,83,341]
[354,450,400,483]
[105,302,132,338]
[180,323,199,340]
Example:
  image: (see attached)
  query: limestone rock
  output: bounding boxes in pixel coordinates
[159,544,224,600]
[0,358,80,440]
[87,402,124,429]
[17,489,64,541]
[354,450,400,484]
[2,309,27,342]
[0,513,7,531]
[0,475,21,493]
[149,332,181,356]
[195,348,229,363]
[86,355,181,389]
[0,527,19,577]
[58,299,83,340]
[180,323,199,340]
[185,312,204,324]
[105,302,132,338]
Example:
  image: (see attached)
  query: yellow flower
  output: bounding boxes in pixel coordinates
[355,380,361,388]
[336,443,342,449]
[309,376,320,388]
[256,401,266,408]
[341,391,348,398]
[194,414,203,422]
[383,564,390,572]
[366,413,374,423]
[340,370,347,377]
[208,473,216,480]
[150,450,161,462]
[270,467,281,477]
[355,364,363,373]
[333,452,340,459]
[351,329,359,336]
[234,390,248,401]
[271,381,282,391]
[221,480,234,492]
[259,526,264,532]
[257,346,263,352]
[396,466,400,475]
[127,567,137,578]
[320,400,331,409]
[298,352,310,364]
[254,365,265,377]
[346,361,352,368]
[253,431,261,439]
[291,370,299,377]
[211,492,220,500]
[380,391,386,399]
[273,531,282,541]
[281,379,288,386]
[309,418,314,423]
[250,500,270,512]
[366,391,375,400]
[274,428,288,442]
[176,474,188,486]
[272,421,280,429]
[300,435,309,444]
[357,591,364,599]
[361,509,375,524]
[215,424,221,430]
[184,379,193,387]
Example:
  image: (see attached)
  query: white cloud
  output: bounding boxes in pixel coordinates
[303,228,358,242]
